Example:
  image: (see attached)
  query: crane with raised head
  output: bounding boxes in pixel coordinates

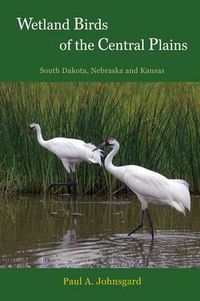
[94,137,191,239]
[29,123,102,200]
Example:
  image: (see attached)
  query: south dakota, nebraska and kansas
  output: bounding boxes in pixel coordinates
[39,66,165,75]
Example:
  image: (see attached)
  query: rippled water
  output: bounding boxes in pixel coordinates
[0,194,199,268]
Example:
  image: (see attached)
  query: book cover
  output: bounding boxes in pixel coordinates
[0,1,199,300]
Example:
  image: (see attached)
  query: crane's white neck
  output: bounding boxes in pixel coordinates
[104,142,120,174]
[34,124,46,147]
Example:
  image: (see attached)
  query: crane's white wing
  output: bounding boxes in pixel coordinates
[122,165,169,199]
[116,165,190,213]
[44,138,102,165]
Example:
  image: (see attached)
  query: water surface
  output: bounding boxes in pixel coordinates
[0,194,199,268]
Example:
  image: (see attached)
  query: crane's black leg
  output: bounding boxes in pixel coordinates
[128,210,145,236]
[146,209,154,240]
[44,183,70,192]
[69,168,77,201]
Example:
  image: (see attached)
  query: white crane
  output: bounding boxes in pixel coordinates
[29,123,102,200]
[94,137,191,239]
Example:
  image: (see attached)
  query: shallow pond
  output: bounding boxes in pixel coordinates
[0,194,199,268]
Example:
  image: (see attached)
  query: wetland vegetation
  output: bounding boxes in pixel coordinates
[0,82,199,195]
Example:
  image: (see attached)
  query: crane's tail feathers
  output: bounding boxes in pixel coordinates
[85,143,103,166]
[170,179,191,212]
[174,179,189,189]
[85,143,97,150]
[171,201,186,215]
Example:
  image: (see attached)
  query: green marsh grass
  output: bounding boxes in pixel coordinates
[0,82,199,194]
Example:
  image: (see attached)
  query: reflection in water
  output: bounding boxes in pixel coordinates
[0,194,199,268]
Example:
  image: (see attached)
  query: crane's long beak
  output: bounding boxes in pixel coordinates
[93,141,106,151]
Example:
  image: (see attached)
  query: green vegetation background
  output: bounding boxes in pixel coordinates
[0,82,199,194]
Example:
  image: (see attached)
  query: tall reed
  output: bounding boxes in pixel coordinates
[0,82,199,194]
